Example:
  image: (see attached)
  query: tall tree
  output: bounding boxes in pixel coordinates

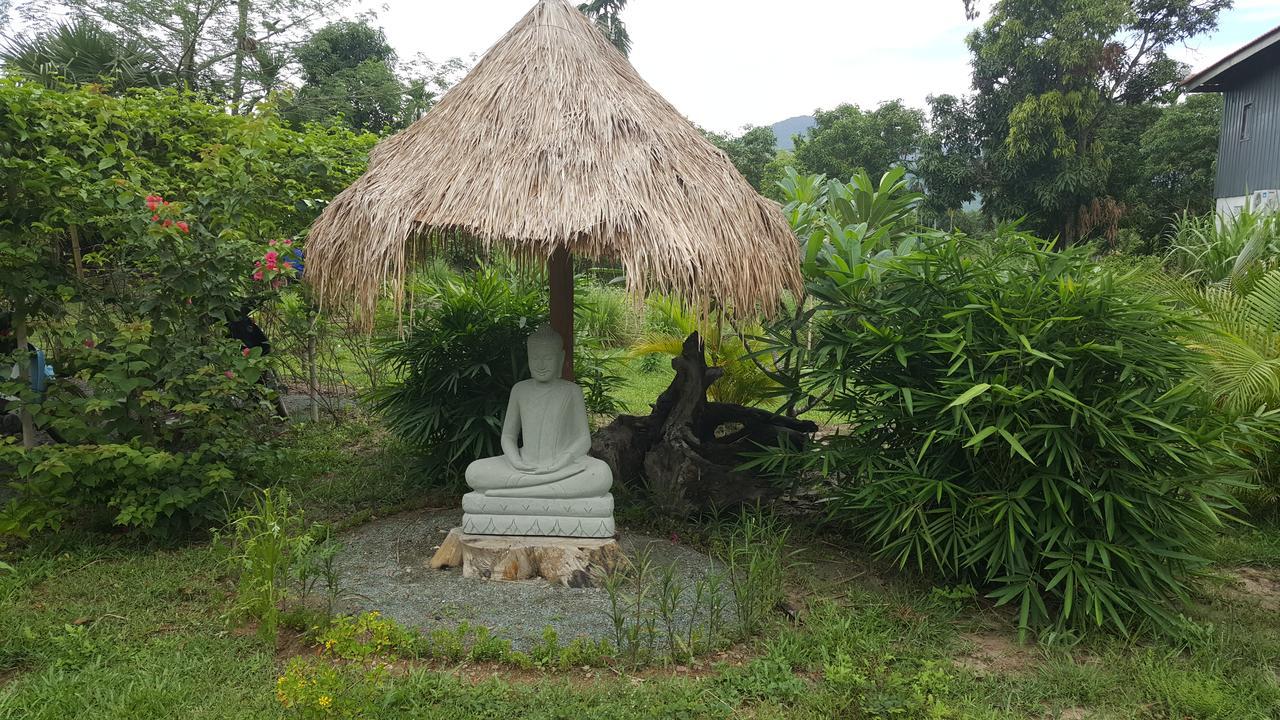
[282,21,403,133]
[578,0,631,56]
[0,18,165,92]
[703,125,777,191]
[792,100,925,182]
[1138,92,1221,222]
[12,0,350,111]
[966,0,1229,242]
[916,93,982,224]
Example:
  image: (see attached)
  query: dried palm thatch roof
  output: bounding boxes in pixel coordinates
[304,0,800,324]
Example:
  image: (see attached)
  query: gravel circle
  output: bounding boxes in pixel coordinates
[332,507,729,650]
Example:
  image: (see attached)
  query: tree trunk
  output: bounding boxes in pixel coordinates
[230,0,250,114]
[591,332,817,516]
[13,307,36,449]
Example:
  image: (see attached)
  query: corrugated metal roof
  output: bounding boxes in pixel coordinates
[1184,24,1280,92]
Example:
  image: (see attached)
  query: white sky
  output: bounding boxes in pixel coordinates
[374,0,1280,134]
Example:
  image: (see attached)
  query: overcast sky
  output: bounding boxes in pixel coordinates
[371,0,1280,134]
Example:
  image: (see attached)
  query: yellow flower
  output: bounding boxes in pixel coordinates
[318,695,332,708]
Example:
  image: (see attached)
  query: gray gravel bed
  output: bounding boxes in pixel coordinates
[332,507,731,651]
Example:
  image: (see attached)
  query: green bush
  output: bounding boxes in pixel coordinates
[367,267,545,476]
[368,266,621,482]
[757,230,1249,637]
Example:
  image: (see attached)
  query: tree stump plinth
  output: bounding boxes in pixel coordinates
[428,527,624,588]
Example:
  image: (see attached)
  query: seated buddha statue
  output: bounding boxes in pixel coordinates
[461,324,615,537]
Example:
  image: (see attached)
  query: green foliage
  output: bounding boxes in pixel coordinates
[720,508,789,638]
[282,21,406,133]
[756,229,1249,637]
[760,167,925,415]
[369,264,622,480]
[1163,206,1280,287]
[220,488,340,644]
[0,438,246,537]
[917,94,981,223]
[966,0,1229,241]
[0,80,375,535]
[25,0,353,111]
[703,125,778,191]
[1138,93,1220,225]
[792,100,924,182]
[630,294,775,406]
[575,281,641,348]
[577,0,631,56]
[0,18,163,92]
[368,267,546,478]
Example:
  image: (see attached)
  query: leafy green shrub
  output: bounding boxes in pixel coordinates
[220,488,339,643]
[0,201,285,538]
[631,294,775,406]
[369,266,620,480]
[367,267,546,477]
[1163,207,1280,287]
[758,230,1249,636]
[0,439,246,537]
[576,281,641,347]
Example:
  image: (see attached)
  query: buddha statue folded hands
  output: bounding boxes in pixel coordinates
[461,324,615,538]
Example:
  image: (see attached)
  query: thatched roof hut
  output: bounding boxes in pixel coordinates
[304,0,799,326]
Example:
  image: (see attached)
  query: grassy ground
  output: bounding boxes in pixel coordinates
[2,414,1278,719]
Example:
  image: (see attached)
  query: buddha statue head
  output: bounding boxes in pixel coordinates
[527,323,565,383]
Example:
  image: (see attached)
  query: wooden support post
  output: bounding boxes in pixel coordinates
[548,245,574,380]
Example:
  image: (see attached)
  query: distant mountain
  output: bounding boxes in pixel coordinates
[768,115,815,151]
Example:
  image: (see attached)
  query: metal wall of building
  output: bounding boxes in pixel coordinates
[1216,61,1280,199]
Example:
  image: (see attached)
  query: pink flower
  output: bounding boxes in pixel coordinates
[252,270,264,281]
[264,251,278,262]
[224,370,235,379]
[162,219,173,228]
[176,221,189,233]
[83,338,95,348]
[269,239,277,246]
[242,347,251,357]
[283,239,292,246]
[151,214,160,222]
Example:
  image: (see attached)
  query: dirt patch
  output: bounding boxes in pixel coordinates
[0,666,23,688]
[952,631,1038,675]
[1226,566,1280,612]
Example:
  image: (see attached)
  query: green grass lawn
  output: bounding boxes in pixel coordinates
[2,415,1278,719]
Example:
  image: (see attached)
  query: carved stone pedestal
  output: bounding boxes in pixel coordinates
[429,527,623,588]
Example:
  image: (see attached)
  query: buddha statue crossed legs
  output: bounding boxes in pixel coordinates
[461,324,615,537]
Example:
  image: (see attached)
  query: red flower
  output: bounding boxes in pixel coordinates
[242,347,251,358]
[252,269,264,281]
[283,239,293,246]
[264,251,278,262]
[176,221,189,233]
[225,370,235,379]
[163,219,173,228]
[151,214,160,222]
[83,338,95,348]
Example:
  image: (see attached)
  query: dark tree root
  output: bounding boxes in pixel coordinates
[591,332,817,516]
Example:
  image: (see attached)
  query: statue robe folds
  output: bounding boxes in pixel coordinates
[462,378,615,538]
